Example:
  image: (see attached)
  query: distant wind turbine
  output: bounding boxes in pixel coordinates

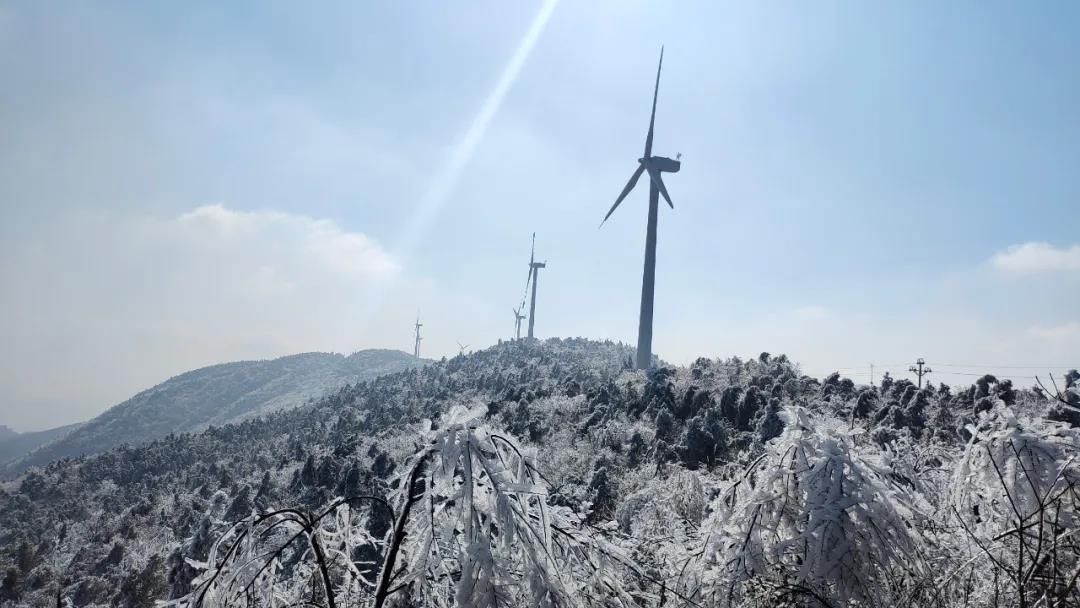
[600,47,681,370]
[457,341,469,356]
[524,233,546,340]
[413,314,423,360]
[513,306,526,341]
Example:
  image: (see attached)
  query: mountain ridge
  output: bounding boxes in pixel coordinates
[2,348,426,475]
[0,339,1074,607]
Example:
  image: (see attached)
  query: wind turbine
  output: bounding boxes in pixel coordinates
[524,233,546,340]
[457,341,469,356]
[600,47,681,370]
[413,314,423,360]
[512,306,526,340]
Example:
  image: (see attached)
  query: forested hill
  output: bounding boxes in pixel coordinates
[3,349,424,475]
[0,338,631,605]
[0,338,1076,607]
[0,423,85,470]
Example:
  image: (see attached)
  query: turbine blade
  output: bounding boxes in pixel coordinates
[601,164,645,226]
[523,232,535,295]
[644,46,664,158]
[645,165,674,208]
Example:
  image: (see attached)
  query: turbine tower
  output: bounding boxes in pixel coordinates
[524,232,546,340]
[457,341,469,357]
[413,314,423,360]
[600,47,681,370]
[512,306,526,340]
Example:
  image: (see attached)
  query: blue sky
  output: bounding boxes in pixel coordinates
[1,1,1078,429]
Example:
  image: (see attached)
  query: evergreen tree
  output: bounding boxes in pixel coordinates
[756,397,784,442]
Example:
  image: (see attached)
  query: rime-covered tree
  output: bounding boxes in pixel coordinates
[173,406,653,607]
[704,407,925,606]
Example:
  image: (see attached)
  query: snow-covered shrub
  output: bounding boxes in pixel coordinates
[945,405,1080,607]
[172,405,647,607]
[1046,369,1080,427]
[703,407,925,606]
[616,469,705,538]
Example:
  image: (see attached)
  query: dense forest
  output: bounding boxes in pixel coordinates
[0,338,1077,607]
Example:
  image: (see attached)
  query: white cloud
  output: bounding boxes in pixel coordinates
[174,205,400,281]
[991,242,1080,274]
[1027,321,1080,344]
[0,205,425,430]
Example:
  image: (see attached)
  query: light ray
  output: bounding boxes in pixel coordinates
[398,0,558,258]
[361,0,559,323]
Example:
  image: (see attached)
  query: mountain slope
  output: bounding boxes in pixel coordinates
[0,339,1073,607]
[0,423,84,467]
[4,349,424,474]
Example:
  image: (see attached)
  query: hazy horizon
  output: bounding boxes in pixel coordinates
[3,1,1079,431]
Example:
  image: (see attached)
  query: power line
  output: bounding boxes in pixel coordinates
[926,371,1040,379]
[933,363,1077,370]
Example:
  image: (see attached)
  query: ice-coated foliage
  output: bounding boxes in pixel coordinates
[172,404,647,608]
[703,407,925,606]
[0,340,1076,607]
[942,405,1080,607]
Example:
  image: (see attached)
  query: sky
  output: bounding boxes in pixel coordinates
[1,1,1078,431]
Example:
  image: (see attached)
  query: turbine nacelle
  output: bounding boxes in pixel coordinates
[600,50,680,227]
[639,156,681,173]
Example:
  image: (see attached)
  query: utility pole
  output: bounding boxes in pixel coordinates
[413,315,423,360]
[909,358,931,389]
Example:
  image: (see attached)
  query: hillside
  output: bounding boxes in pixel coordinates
[0,339,1076,607]
[3,349,424,475]
[0,423,84,469]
